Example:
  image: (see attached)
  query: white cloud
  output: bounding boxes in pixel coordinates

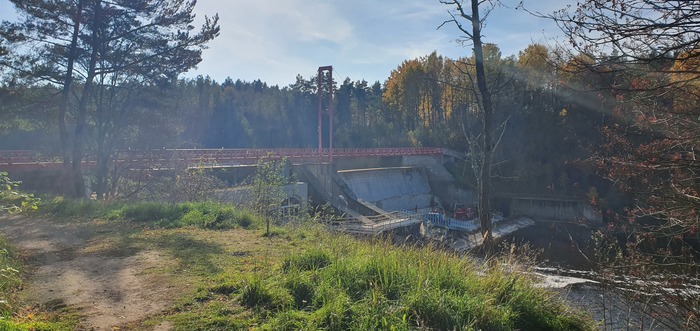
[0,0,577,85]
[186,0,575,86]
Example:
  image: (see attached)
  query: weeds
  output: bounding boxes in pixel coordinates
[0,238,21,319]
[240,276,293,311]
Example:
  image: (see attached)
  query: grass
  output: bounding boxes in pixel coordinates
[139,225,594,330]
[41,198,262,230]
[3,200,595,330]
[40,196,123,220]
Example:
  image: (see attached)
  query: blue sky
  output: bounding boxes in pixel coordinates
[0,0,575,87]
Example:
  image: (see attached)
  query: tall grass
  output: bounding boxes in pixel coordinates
[234,232,595,330]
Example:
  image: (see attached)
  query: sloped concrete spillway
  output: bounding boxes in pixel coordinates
[338,167,433,212]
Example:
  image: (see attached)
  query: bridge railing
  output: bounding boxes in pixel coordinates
[0,150,42,164]
[1,147,445,170]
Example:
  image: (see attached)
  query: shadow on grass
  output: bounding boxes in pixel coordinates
[141,232,225,275]
[84,222,226,277]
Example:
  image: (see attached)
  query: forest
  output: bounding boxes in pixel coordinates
[1,46,611,199]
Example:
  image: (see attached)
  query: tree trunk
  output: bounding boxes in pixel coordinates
[59,0,83,196]
[71,0,101,198]
[470,0,495,252]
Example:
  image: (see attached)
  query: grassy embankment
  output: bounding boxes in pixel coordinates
[0,199,595,330]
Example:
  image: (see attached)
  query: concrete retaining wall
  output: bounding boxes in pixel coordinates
[510,197,602,225]
[214,182,308,211]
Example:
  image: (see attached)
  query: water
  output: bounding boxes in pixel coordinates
[508,222,696,330]
[505,221,595,270]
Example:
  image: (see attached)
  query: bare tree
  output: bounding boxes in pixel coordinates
[440,0,498,251]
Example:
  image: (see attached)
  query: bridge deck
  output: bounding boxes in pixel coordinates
[0,147,443,171]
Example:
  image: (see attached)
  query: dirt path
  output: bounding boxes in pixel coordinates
[0,216,176,330]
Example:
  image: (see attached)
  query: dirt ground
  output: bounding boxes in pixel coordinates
[0,216,177,330]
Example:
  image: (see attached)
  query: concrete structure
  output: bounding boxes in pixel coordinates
[338,167,433,212]
[509,196,603,225]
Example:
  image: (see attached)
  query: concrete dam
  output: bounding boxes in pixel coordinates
[1,148,602,249]
[291,152,602,252]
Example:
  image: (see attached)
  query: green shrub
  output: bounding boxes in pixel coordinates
[180,209,216,228]
[0,172,39,214]
[235,211,256,228]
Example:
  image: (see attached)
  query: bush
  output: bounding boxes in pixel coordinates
[0,172,39,214]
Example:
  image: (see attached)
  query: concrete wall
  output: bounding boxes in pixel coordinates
[214,182,308,211]
[510,197,603,225]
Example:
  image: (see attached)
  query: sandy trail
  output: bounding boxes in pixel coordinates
[0,216,175,330]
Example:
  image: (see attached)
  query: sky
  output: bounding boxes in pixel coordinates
[0,0,575,87]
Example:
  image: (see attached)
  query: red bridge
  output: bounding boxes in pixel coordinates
[0,147,444,171]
